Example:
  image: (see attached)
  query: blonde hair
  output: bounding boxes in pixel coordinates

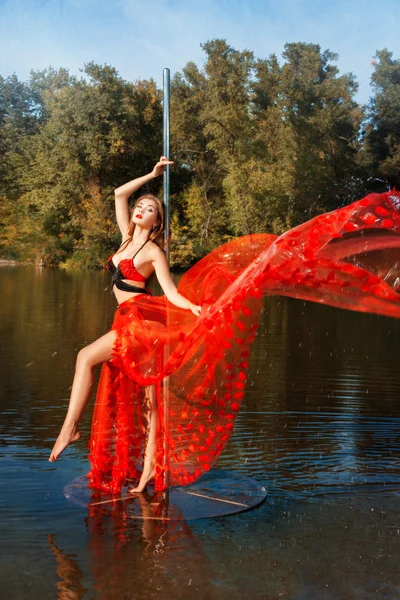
[115,194,166,255]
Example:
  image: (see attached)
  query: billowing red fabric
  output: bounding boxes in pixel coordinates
[88,191,400,493]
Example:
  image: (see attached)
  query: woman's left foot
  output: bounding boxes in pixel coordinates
[129,464,155,493]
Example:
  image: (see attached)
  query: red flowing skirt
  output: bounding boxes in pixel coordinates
[88,191,400,493]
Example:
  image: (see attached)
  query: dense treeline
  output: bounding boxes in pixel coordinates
[0,40,399,269]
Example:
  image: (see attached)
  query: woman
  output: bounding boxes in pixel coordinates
[49,157,201,493]
[51,161,400,495]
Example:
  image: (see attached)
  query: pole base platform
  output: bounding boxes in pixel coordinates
[64,470,267,520]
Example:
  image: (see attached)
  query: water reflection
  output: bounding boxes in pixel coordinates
[47,491,222,600]
[2,267,400,599]
[47,534,87,600]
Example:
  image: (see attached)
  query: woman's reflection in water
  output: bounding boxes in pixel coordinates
[48,491,213,599]
[47,534,87,600]
[86,490,195,597]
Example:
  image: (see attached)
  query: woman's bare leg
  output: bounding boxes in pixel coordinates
[129,384,158,493]
[49,330,116,462]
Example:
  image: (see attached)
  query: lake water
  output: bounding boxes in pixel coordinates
[1,266,400,599]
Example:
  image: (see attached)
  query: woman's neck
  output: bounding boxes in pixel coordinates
[132,226,150,245]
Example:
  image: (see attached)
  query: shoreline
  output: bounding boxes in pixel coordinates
[0,259,20,266]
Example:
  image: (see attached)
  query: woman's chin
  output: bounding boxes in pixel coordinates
[133,219,149,228]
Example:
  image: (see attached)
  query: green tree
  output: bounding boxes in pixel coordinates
[1,41,395,269]
[0,73,42,260]
[219,43,362,235]
[4,64,163,266]
[0,73,39,200]
[361,49,400,187]
[170,47,237,263]
[224,53,296,235]
[280,42,363,215]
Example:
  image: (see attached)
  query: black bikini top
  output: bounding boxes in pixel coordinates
[106,238,152,295]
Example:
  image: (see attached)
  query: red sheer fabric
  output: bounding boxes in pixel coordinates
[89,191,400,493]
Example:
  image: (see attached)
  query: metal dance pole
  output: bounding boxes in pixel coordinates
[162,67,170,489]
[163,68,170,261]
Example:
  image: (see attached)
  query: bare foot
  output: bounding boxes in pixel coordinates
[49,423,81,462]
[129,464,155,493]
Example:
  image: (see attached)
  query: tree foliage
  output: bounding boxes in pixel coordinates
[361,49,400,187]
[1,64,163,265]
[0,41,398,268]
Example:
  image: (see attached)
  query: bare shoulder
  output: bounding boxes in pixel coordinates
[147,242,166,262]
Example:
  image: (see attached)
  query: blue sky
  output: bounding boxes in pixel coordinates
[1,0,399,104]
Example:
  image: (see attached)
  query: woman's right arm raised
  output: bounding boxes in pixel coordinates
[114,172,155,237]
[114,157,173,237]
